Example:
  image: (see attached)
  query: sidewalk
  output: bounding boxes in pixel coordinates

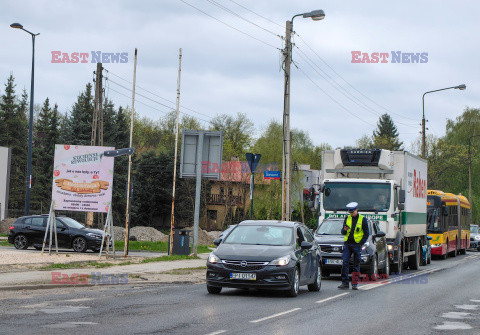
[0,253,209,289]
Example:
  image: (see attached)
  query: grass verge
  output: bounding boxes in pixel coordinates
[114,240,211,254]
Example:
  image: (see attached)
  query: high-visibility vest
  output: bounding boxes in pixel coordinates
[344,214,365,243]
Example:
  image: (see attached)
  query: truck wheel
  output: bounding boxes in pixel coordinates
[393,247,402,274]
[450,241,457,257]
[408,242,420,270]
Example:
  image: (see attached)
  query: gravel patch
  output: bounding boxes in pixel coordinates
[129,226,169,242]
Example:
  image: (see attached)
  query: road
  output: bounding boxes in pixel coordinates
[1,252,480,335]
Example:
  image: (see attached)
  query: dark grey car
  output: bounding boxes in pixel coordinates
[314,218,388,278]
[206,220,322,297]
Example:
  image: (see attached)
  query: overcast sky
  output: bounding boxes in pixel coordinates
[2,0,478,150]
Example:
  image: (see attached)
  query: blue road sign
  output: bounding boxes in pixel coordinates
[245,153,261,173]
[264,171,281,180]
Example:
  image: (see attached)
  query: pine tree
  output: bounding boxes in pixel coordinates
[372,113,403,150]
[0,75,28,210]
[65,83,94,145]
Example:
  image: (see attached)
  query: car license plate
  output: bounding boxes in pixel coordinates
[230,273,256,280]
[326,259,342,265]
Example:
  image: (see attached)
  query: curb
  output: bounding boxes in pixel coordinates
[0,279,206,291]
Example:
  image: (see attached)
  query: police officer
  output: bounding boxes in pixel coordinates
[338,202,369,290]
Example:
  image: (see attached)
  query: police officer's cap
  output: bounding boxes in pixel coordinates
[346,202,358,212]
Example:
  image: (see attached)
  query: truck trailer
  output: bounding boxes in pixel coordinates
[319,149,428,274]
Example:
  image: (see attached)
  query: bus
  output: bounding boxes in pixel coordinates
[427,190,471,259]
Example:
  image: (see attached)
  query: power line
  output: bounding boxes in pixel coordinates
[294,46,417,127]
[179,0,280,49]
[294,32,419,122]
[203,0,282,39]
[107,77,214,125]
[226,0,284,29]
[292,60,376,127]
[105,69,214,120]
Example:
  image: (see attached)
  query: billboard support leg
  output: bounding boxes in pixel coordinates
[192,133,204,257]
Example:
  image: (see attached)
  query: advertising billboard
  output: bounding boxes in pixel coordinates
[52,145,114,213]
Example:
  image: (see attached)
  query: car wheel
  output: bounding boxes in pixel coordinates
[72,237,88,253]
[207,285,222,294]
[308,264,321,292]
[285,266,300,297]
[477,246,480,252]
[14,234,29,250]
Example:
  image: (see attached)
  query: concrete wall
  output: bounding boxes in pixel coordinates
[0,147,11,220]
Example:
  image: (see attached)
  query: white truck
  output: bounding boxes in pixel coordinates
[319,149,428,274]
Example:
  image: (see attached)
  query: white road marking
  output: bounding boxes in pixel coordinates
[455,305,479,310]
[434,321,472,330]
[205,330,227,335]
[250,308,301,323]
[442,312,472,319]
[316,292,349,304]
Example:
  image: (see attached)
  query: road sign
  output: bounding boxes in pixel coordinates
[264,170,281,180]
[246,153,261,173]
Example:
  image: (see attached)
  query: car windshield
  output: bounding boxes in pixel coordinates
[316,220,343,235]
[60,217,85,229]
[323,182,391,212]
[471,226,479,234]
[223,225,293,246]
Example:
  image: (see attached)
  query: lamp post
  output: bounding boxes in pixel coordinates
[421,84,466,159]
[468,135,480,205]
[10,23,40,215]
[282,10,325,222]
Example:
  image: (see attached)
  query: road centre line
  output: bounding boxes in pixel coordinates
[250,308,301,323]
[316,292,349,304]
[205,330,227,335]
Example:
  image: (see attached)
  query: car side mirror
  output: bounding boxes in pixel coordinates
[398,189,405,204]
[213,238,222,246]
[375,231,386,238]
[301,241,313,250]
[398,203,405,211]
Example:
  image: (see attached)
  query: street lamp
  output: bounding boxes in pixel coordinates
[10,23,40,215]
[282,10,325,221]
[421,84,466,159]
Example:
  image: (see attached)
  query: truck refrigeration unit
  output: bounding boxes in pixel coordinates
[319,149,428,274]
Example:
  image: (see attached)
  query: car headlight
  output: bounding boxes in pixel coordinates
[269,255,291,266]
[387,245,393,251]
[208,253,221,264]
[475,236,480,240]
[86,233,102,239]
[362,241,370,251]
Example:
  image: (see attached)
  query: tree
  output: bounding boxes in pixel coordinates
[63,83,94,145]
[210,113,254,160]
[372,114,403,150]
[0,75,28,210]
[355,134,374,149]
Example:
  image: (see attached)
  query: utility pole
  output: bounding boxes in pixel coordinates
[282,20,293,222]
[169,48,183,255]
[88,62,103,227]
[124,48,137,257]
